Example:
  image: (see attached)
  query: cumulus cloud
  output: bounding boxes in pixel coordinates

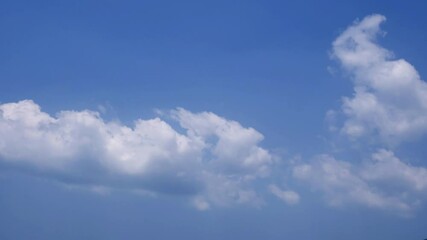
[172,108,272,177]
[0,100,273,209]
[332,14,427,144]
[293,150,426,214]
[361,149,427,192]
[298,14,427,215]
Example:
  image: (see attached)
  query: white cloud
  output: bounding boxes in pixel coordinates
[268,184,300,205]
[332,14,427,144]
[172,108,273,177]
[0,100,273,209]
[293,150,427,214]
[361,149,427,192]
[300,14,427,215]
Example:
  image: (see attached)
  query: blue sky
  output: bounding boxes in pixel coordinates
[1,1,427,239]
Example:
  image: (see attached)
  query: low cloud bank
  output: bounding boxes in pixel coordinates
[0,100,273,209]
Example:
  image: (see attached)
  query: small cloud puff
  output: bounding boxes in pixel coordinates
[268,184,300,205]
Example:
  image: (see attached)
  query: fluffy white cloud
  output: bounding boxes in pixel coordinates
[301,14,427,215]
[293,150,427,214]
[332,14,427,144]
[172,108,272,177]
[0,100,272,209]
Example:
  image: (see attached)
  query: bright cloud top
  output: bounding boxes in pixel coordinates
[0,100,273,209]
[332,14,427,144]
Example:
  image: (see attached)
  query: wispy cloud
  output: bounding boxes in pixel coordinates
[268,184,300,205]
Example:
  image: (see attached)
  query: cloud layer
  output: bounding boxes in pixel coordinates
[0,100,272,209]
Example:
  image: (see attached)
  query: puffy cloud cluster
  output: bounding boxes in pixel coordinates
[0,100,273,209]
[293,150,427,215]
[295,14,427,214]
[332,14,427,144]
